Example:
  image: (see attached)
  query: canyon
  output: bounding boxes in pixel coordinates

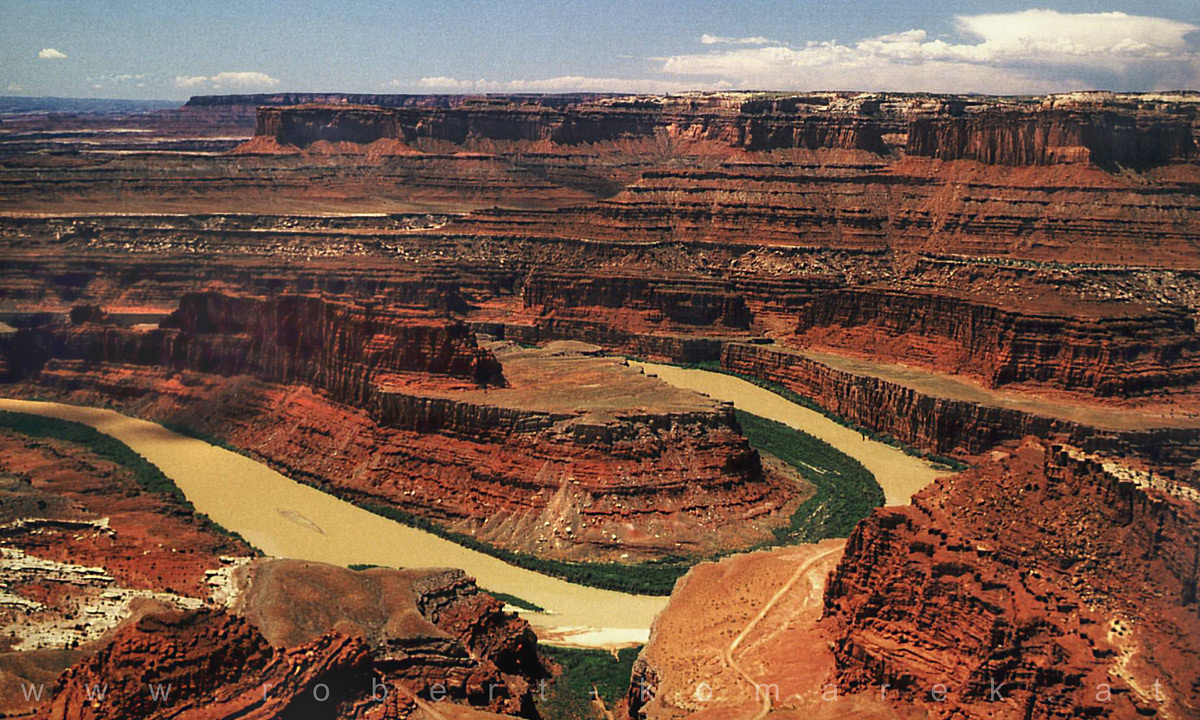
[2,89,1200,719]
[0,413,544,719]
[630,440,1200,718]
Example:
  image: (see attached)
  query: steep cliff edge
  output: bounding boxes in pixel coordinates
[792,287,1200,396]
[522,271,753,330]
[3,291,504,398]
[244,96,1196,169]
[907,110,1195,166]
[1,298,803,563]
[720,341,1200,466]
[248,99,889,153]
[823,441,1200,719]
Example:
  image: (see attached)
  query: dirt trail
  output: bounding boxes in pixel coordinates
[725,544,844,720]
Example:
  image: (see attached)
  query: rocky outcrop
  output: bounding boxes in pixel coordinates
[822,441,1200,718]
[3,291,504,397]
[719,341,1200,465]
[907,110,1195,166]
[160,291,504,387]
[40,561,548,719]
[792,287,1200,396]
[256,104,405,147]
[250,99,890,152]
[45,610,279,720]
[522,271,752,329]
[42,608,506,720]
[237,560,545,716]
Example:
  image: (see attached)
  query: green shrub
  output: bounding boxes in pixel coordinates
[483,591,545,613]
[538,645,641,719]
[736,410,884,543]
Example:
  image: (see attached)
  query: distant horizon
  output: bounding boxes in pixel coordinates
[6,86,1200,107]
[3,1,1198,100]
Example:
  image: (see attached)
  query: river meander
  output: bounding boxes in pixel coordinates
[0,370,947,648]
[0,397,664,648]
[629,363,951,505]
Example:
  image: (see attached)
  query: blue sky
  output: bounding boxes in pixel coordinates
[3,0,1199,98]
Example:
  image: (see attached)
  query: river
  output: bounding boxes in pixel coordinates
[629,363,951,505]
[0,397,664,649]
[0,370,947,648]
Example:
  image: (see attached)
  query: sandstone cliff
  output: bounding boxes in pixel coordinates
[792,287,1200,396]
[250,100,889,153]
[906,110,1195,166]
[720,341,1200,465]
[823,441,1200,718]
[3,291,504,398]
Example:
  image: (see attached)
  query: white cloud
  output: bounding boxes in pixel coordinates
[174,71,280,90]
[38,48,67,60]
[700,34,773,45]
[6,83,23,92]
[660,10,1200,92]
[955,10,1194,60]
[394,75,725,94]
[89,73,147,88]
[175,75,209,88]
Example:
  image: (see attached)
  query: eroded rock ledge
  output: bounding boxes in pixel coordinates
[45,560,545,719]
[1,294,803,562]
[823,440,1200,718]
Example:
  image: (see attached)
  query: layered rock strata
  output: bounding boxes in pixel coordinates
[791,286,1200,396]
[906,109,1195,166]
[44,605,529,719]
[720,341,1200,466]
[823,440,1200,718]
[252,101,889,153]
[1,297,801,561]
[4,291,503,395]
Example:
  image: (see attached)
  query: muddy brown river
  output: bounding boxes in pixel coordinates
[629,363,950,505]
[0,398,664,648]
[1,372,945,647]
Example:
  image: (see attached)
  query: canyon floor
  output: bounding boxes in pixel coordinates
[1,91,1199,719]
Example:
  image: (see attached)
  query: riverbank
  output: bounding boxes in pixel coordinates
[0,397,667,649]
[629,362,952,505]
